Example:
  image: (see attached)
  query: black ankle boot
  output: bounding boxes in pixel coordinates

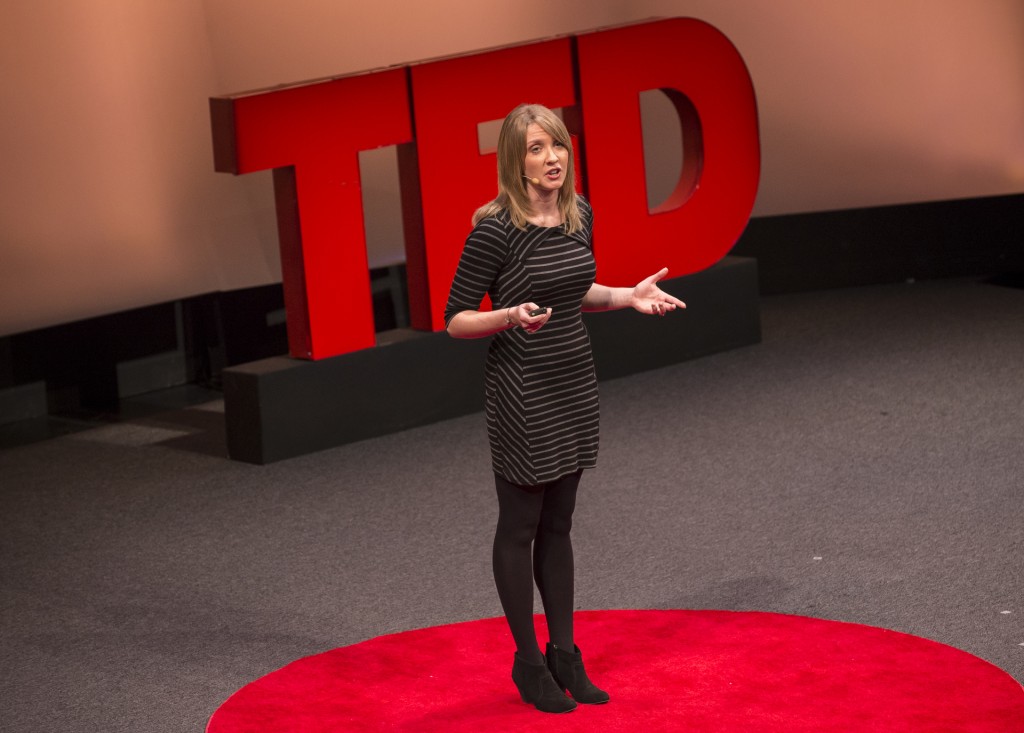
[511,653,577,713]
[546,643,610,704]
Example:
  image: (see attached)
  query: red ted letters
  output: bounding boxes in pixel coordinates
[210,18,760,360]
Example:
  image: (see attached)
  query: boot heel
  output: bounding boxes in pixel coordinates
[511,653,577,714]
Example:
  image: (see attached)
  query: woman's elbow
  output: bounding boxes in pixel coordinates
[445,312,468,338]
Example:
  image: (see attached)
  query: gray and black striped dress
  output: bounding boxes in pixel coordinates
[444,198,599,486]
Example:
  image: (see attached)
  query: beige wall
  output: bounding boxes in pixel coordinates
[2,0,1022,336]
[640,0,1024,214]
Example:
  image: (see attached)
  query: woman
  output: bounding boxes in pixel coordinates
[444,103,685,714]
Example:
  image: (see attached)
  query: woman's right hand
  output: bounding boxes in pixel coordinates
[508,304,551,333]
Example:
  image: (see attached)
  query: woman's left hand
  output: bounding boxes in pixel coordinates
[630,267,687,316]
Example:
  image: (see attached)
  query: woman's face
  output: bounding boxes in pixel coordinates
[523,123,568,192]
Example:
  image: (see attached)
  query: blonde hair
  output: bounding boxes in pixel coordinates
[472,103,582,234]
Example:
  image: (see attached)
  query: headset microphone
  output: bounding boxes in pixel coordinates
[522,175,541,185]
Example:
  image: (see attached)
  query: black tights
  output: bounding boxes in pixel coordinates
[492,470,581,664]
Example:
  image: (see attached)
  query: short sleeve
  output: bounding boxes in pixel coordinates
[443,217,509,328]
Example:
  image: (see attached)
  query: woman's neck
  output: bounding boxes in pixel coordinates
[526,190,561,227]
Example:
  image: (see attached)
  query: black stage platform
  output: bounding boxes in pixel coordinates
[222,256,760,464]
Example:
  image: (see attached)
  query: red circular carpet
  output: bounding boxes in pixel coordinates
[207,610,1024,732]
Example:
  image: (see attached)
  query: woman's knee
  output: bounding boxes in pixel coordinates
[538,510,573,537]
[495,513,542,546]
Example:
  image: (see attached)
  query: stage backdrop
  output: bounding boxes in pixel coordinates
[1,0,1023,337]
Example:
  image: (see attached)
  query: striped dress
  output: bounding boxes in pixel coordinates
[444,198,599,486]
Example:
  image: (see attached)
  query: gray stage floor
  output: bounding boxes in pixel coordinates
[1,277,1022,732]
